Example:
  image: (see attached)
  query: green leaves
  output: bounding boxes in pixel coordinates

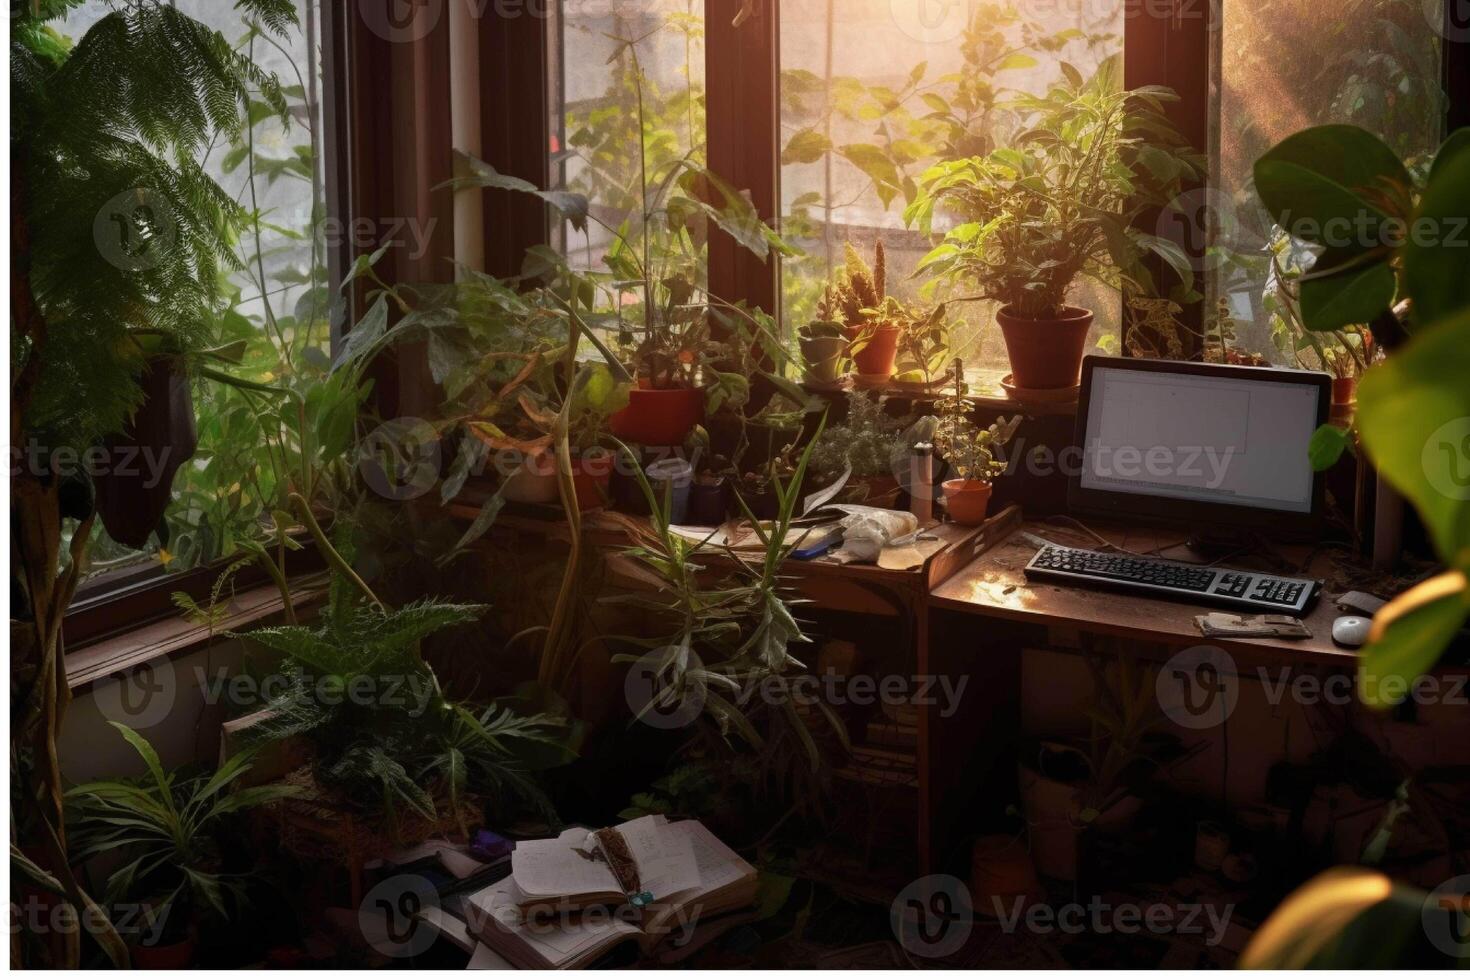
[1308,424,1352,472]
[840,143,903,208]
[1356,309,1470,563]
[1249,125,1470,332]
[1298,256,1396,332]
[1354,309,1470,706]
[1358,572,1470,708]
[1254,125,1409,253]
[441,151,590,233]
[781,128,832,165]
[1401,142,1470,328]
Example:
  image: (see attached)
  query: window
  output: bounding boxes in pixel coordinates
[778,0,1123,376]
[1210,0,1445,364]
[60,1,330,591]
[549,1,708,331]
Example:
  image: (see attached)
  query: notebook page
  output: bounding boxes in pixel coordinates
[613,815,701,900]
[511,828,621,901]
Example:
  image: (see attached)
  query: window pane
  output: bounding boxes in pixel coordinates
[1212,0,1443,364]
[779,0,1123,380]
[59,1,330,586]
[550,1,708,330]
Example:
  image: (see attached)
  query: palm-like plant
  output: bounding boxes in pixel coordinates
[234,569,566,833]
[11,4,293,966]
[65,724,299,935]
[13,0,292,448]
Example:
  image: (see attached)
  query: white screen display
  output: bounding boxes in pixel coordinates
[1079,366,1321,513]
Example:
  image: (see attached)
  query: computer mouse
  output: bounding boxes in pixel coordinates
[1332,616,1372,648]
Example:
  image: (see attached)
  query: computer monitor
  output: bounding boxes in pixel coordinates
[1068,356,1332,539]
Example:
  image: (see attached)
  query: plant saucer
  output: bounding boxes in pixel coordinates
[1000,374,1081,405]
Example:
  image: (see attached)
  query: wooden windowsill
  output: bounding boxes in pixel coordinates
[65,580,326,692]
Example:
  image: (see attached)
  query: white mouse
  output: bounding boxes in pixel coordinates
[1332,616,1372,648]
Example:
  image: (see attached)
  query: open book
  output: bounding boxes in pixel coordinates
[462,816,757,969]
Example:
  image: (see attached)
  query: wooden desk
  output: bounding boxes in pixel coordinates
[917,515,1372,879]
[930,517,1359,668]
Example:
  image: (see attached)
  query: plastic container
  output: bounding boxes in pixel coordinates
[645,457,695,524]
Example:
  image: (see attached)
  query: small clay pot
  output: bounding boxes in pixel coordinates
[608,383,705,448]
[942,478,993,525]
[849,325,900,379]
[501,448,559,504]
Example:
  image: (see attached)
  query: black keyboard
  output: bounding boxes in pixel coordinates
[1024,544,1320,614]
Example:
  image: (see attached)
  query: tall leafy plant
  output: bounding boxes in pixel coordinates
[1252,124,1470,704]
[10,2,293,966]
[905,56,1202,321]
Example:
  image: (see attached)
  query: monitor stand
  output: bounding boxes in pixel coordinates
[1161,527,1271,565]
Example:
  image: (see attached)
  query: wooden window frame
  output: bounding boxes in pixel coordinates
[72,1,1467,647]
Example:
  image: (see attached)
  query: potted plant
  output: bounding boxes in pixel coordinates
[807,391,915,504]
[1017,655,1195,881]
[798,317,847,386]
[447,26,793,452]
[1265,234,1375,407]
[931,366,1020,525]
[65,724,300,968]
[817,242,905,383]
[234,552,568,842]
[905,57,1200,391]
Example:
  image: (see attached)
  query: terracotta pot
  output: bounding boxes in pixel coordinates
[1331,376,1357,406]
[800,335,846,384]
[609,384,705,449]
[501,448,559,504]
[942,479,993,526]
[850,325,900,379]
[996,305,1094,390]
[971,835,1042,919]
[569,451,613,512]
[130,934,197,970]
[96,354,198,549]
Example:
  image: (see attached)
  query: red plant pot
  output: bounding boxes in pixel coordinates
[942,479,993,526]
[850,326,900,380]
[569,452,613,512]
[130,936,197,970]
[996,305,1094,390]
[608,384,705,449]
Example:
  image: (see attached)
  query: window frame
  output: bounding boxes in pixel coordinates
[63,0,359,648]
[70,0,1467,645]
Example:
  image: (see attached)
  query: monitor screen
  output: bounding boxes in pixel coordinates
[1078,363,1323,515]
